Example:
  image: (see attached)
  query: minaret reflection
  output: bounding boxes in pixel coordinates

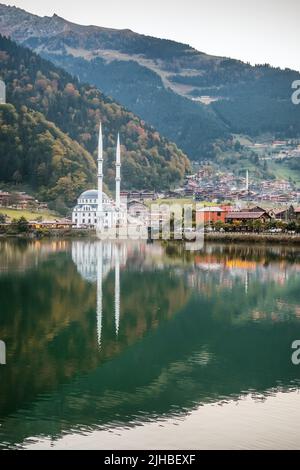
[245,270,249,295]
[72,241,127,347]
[115,245,120,336]
[97,242,103,347]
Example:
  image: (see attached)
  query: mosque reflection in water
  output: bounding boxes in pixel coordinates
[0,239,299,449]
[72,241,126,343]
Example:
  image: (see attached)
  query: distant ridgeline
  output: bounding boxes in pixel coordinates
[0,35,190,211]
[1,4,299,160]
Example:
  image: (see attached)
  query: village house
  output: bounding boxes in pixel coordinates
[294,207,300,221]
[121,190,157,202]
[248,205,267,213]
[127,200,149,221]
[15,193,36,210]
[196,206,227,225]
[272,206,295,221]
[226,211,271,224]
[0,192,11,206]
[29,219,73,230]
[0,191,48,211]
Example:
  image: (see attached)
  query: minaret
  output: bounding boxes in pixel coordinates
[98,122,103,218]
[115,134,121,210]
[246,170,249,193]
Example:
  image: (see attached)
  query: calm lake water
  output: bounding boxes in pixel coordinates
[0,239,300,450]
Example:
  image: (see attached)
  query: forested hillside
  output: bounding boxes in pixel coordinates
[47,55,229,160]
[0,104,96,210]
[0,35,190,205]
[1,4,300,161]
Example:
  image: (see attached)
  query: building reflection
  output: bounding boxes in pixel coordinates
[0,240,300,449]
[0,340,6,365]
[0,239,69,274]
[72,241,127,345]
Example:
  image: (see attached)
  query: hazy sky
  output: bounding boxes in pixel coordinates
[2,0,300,70]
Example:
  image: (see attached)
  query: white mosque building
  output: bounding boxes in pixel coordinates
[72,124,127,231]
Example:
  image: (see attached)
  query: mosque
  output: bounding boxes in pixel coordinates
[72,124,127,231]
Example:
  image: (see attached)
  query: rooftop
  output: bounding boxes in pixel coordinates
[226,211,267,219]
[196,206,224,212]
[79,189,110,201]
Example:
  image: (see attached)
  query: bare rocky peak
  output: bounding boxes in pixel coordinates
[0,3,136,41]
[0,5,72,39]
[0,2,207,67]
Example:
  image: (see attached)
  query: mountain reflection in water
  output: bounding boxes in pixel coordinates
[0,239,299,449]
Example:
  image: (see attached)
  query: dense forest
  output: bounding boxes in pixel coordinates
[0,35,190,206]
[46,54,229,160]
[0,104,97,210]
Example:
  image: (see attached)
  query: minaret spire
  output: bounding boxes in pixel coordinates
[98,122,103,216]
[246,169,249,193]
[115,134,121,210]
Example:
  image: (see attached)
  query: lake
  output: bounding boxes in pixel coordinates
[0,239,300,449]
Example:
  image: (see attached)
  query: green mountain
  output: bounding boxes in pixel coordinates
[0,34,190,208]
[1,3,300,160]
[0,103,96,210]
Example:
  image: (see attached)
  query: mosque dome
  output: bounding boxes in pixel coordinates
[78,190,110,203]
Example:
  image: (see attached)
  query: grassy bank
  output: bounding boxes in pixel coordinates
[1,226,300,245]
[205,232,300,244]
[0,208,57,220]
[0,228,96,239]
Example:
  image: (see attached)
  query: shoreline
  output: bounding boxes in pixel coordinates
[0,229,96,240]
[1,229,300,245]
[204,232,300,245]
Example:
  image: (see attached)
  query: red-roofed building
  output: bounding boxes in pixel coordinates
[196,206,227,225]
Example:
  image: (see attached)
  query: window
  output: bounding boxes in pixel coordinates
[217,212,221,216]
